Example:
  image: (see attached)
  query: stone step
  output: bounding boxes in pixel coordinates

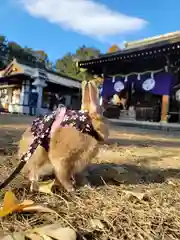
[119,117,135,121]
[119,109,136,120]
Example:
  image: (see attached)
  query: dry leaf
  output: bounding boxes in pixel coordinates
[0,191,56,217]
[0,231,6,239]
[25,232,44,240]
[20,199,34,206]
[0,191,19,217]
[38,180,55,195]
[90,219,104,229]
[22,205,58,214]
[32,223,76,240]
[40,235,52,240]
[1,232,25,240]
[123,190,148,201]
[0,192,34,217]
[167,180,176,186]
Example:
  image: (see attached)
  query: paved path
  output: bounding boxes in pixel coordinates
[110,119,180,132]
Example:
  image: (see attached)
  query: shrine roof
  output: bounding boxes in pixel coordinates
[78,31,180,68]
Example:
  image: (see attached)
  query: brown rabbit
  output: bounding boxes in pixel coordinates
[18,127,53,190]
[1,80,109,192]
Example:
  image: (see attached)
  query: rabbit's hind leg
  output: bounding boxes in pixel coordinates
[55,166,75,192]
[51,158,75,192]
[22,146,50,192]
[27,167,39,192]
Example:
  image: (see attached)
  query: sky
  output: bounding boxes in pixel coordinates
[0,0,180,62]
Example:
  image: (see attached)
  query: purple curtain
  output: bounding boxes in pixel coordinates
[133,72,174,95]
[101,72,174,98]
[101,76,130,97]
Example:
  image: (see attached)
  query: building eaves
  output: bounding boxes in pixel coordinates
[78,31,180,67]
[16,58,81,82]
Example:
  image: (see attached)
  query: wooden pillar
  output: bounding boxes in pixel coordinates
[161,95,169,122]
[125,90,129,108]
[160,55,172,123]
[101,66,107,104]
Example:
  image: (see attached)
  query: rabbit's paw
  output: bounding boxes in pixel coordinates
[66,185,76,192]
[29,180,39,192]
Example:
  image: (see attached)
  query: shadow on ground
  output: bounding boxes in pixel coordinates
[107,137,180,148]
[85,162,180,187]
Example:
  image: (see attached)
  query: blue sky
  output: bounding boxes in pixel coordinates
[0,0,180,62]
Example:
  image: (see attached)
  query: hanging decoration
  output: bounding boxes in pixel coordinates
[142,78,156,91]
[107,66,167,78]
[165,65,168,72]
[139,71,156,91]
[101,76,128,97]
[137,74,141,80]
[112,76,115,83]
[150,72,154,79]
[134,72,173,95]
[114,80,125,92]
[101,66,174,98]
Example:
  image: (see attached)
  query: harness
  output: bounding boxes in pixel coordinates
[25,107,102,161]
[31,108,99,151]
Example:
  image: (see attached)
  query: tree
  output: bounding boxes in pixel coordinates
[7,41,23,62]
[0,35,8,68]
[75,45,100,60]
[107,44,120,53]
[55,46,101,80]
[8,41,22,50]
[46,60,55,71]
[56,53,74,73]
[0,35,7,52]
[0,34,101,79]
[33,50,48,64]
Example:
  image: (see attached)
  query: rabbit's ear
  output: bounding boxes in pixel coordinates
[81,80,90,111]
[88,80,100,114]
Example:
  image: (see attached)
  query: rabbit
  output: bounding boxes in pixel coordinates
[1,80,109,192]
[47,80,109,192]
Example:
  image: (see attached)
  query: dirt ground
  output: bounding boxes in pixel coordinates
[0,114,180,239]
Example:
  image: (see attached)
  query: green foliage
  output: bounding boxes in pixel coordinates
[0,35,101,80]
[75,45,100,59]
[0,35,8,68]
[56,46,100,80]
